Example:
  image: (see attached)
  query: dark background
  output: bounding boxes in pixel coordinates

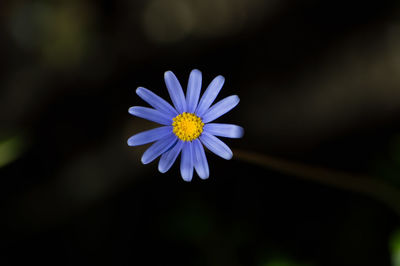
[1,0,400,265]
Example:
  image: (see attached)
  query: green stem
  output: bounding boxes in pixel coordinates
[233,148,400,216]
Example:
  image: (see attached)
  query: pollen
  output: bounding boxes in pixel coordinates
[172,112,204,141]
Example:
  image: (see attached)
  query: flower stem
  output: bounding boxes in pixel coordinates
[233,148,400,216]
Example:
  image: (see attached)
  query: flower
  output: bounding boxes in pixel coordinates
[127,69,244,181]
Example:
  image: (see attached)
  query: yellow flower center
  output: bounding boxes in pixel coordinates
[172,112,204,141]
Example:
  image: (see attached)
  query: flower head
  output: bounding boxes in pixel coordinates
[128,69,244,181]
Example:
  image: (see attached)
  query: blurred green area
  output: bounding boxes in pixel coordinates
[8,1,93,68]
[391,229,400,266]
[0,135,24,168]
[260,257,313,266]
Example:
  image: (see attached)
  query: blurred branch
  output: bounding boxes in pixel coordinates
[233,149,400,216]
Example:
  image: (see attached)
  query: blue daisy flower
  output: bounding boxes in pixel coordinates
[128,69,244,181]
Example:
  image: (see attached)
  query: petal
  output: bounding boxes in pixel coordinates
[164,71,186,113]
[180,142,194,182]
[202,95,239,123]
[141,134,177,164]
[186,69,202,113]
[158,140,183,173]
[203,123,244,138]
[192,139,209,179]
[127,126,172,146]
[196,75,225,117]
[136,87,178,117]
[129,106,172,125]
[199,132,233,160]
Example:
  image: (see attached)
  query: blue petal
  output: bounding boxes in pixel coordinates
[141,134,177,164]
[203,123,244,138]
[186,69,202,113]
[136,87,178,117]
[199,132,233,160]
[192,139,209,179]
[202,95,239,123]
[129,106,173,125]
[164,71,186,113]
[158,140,183,173]
[195,75,225,117]
[127,126,172,146]
[180,142,194,182]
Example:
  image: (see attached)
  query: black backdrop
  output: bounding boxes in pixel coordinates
[1,0,400,265]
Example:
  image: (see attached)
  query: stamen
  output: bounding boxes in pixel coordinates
[172,112,204,141]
